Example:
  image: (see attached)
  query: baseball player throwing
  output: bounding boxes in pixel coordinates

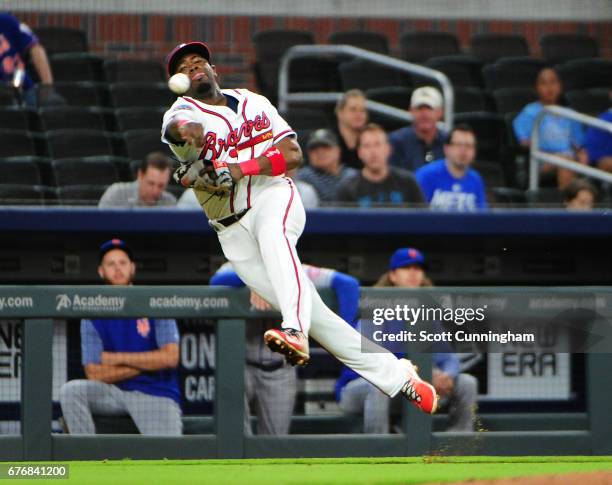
[161,42,438,414]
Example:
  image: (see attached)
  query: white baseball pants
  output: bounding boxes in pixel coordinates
[216,179,408,397]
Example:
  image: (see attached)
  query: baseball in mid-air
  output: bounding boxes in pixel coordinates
[168,73,190,94]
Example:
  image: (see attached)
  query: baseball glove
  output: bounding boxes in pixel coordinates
[174,159,234,196]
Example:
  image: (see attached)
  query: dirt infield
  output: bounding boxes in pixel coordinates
[435,471,612,485]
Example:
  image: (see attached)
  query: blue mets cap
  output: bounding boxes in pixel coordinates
[389,247,426,270]
[99,238,134,263]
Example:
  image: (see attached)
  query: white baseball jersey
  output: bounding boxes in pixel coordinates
[161,89,296,221]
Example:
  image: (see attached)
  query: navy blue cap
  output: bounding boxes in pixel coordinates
[99,238,134,263]
[389,247,425,270]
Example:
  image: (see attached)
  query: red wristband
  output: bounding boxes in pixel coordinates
[238,158,260,176]
[176,119,191,128]
[264,147,286,176]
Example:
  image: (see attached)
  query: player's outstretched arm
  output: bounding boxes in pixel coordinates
[228,136,303,181]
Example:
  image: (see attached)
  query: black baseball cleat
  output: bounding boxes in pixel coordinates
[264,327,310,366]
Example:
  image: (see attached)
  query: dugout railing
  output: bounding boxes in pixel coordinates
[0,285,610,461]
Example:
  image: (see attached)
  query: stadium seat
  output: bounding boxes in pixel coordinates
[540,33,599,65]
[525,187,564,208]
[0,85,19,106]
[482,57,546,91]
[424,55,483,88]
[282,108,334,131]
[470,33,529,63]
[0,107,33,131]
[0,159,42,185]
[557,58,612,91]
[39,106,109,131]
[399,31,460,64]
[473,160,506,187]
[0,130,37,157]
[453,87,491,114]
[328,31,390,55]
[34,27,88,55]
[50,53,106,82]
[46,130,115,159]
[367,111,406,132]
[565,89,611,117]
[110,83,175,109]
[490,187,528,206]
[52,82,108,107]
[123,129,172,160]
[492,87,537,114]
[51,159,119,186]
[366,86,413,111]
[339,59,412,91]
[0,184,47,205]
[114,107,167,131]
[58,155,133,182]
[454,112,508,163]
[104,59,166,83]
[57,185,109,206]
[252,30,315,101]
[288,57,342,93]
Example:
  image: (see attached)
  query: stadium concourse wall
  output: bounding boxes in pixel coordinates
[6,1,612,89]
[0,208,611,460]
[0,285,610,461]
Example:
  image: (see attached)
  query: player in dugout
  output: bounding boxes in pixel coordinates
[59,239,182,436]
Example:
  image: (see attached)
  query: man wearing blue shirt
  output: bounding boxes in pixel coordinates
[59,239,182,435]
[415,124,487,211]
[388,87,447,171]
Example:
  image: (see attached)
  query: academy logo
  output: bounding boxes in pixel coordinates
[55,294,126,312]
[56,294,72,311]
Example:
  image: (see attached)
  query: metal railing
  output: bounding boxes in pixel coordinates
[529,105,612,190]
[1,285,611,459]
[277,45,454,131]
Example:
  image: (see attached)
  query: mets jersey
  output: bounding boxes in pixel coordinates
[161,89,296,220]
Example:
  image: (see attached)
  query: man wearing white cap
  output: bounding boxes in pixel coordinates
[389,86,446,172]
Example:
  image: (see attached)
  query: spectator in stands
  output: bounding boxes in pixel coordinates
[336,248,478,433]
[334,89,368,169]
[513,67,586,189]
[584,107,612,173]
[99,152,177,208]
[297,129,358,203]
[336,123,424,207]
[0,13,63,107]
[563,178,598,211]
[389,87,446,171]
[211,262,359,435]
[59,239,181,435]
[415,124,488,211]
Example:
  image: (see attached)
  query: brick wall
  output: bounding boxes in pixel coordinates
[19,12,612,89]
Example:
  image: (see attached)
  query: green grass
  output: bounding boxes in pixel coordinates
[14,456,612,485]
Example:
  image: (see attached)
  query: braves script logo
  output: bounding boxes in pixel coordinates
[56,294,72,311]
[136,318,151,338]
[203,111,271,159]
